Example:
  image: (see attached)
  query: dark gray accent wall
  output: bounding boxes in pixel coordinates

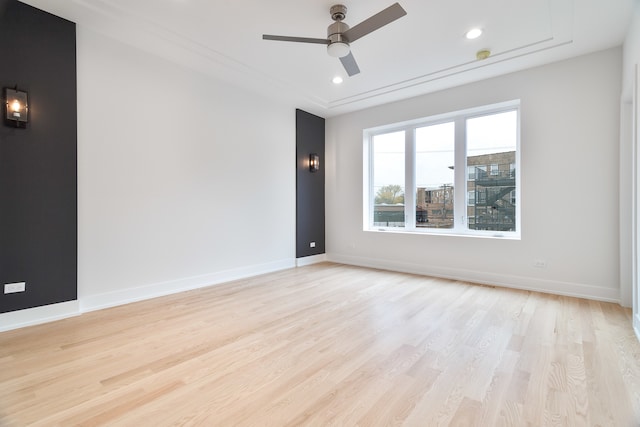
[0,0,77,313]
[296,109,325,258]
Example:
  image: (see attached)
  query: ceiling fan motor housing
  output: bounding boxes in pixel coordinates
[327,21,350,43]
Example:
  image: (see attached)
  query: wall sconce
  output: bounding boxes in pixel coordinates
[309,153,320,172]
[4,87,28,128]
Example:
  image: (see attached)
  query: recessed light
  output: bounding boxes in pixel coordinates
[465,28,483,40]
[332,76,343,84]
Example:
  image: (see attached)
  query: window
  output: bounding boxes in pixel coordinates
[466,111,518,233]
[364,100,520,237]
[415,122,454,229]
[371,131,405,228]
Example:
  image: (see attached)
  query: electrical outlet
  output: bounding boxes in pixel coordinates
[310,242,316,248]
[4,282,26,294]
[533,260,547,269]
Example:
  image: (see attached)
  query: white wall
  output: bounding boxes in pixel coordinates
[326,47,622,302]
[75,27,297,311]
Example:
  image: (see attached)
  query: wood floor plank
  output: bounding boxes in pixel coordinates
[1,262,639,426]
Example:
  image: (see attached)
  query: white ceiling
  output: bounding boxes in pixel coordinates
[19,0,634,117]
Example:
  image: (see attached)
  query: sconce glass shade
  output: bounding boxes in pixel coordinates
[5,88,28,125]
[309,153,320,172]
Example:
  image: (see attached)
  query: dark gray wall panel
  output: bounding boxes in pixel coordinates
[0,0,77,313]
[296,109,325,258]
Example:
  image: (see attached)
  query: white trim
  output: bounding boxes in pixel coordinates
[327,253,620,303]
[0,300,80,333]
[634,313,640,343]
[633,64,639,327]
[80,258,295,313]
[296,254,328,267]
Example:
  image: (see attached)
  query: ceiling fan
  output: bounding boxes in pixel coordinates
[262,3,407,77]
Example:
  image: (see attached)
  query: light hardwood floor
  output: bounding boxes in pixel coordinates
[1,263,639,426]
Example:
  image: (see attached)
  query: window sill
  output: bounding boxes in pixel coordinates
[365,227,521,240]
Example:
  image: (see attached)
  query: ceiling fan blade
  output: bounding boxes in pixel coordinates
[340,51,360,76]
[342,3,407,43]
[262,34,329,45]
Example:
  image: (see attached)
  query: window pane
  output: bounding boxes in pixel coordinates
[466,111,517,231]
[416,122,455,229]
[373,131,405,227]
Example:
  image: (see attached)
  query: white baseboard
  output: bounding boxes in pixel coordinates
[327,253,620,303]
[80,258,295,313]
[296,254,328,267]
[0,258,295,332]
[0,300,80,333]
[1,255,622,333]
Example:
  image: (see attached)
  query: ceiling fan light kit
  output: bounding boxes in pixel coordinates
[263,3,407,77]
[327,42,350,58]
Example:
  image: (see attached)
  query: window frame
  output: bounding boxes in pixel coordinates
[363,100,521,239]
